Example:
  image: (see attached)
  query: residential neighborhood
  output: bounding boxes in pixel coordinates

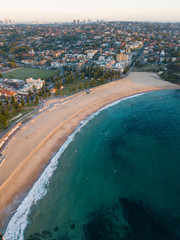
[0,21,179,77]
[0,21,179,129]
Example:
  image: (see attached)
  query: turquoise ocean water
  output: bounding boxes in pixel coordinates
[4,89,180,240]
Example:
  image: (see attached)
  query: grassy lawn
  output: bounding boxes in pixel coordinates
[61,78,108,96]
[25,102,37,108]
[160,72,180,85]
[62,80,87,96]
[9,107,36,125]
[2,67,57,80]
[133,64,165,73]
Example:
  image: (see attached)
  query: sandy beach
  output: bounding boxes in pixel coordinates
[0,72,179,228]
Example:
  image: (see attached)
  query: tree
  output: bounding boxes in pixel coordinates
[89,79,96,87]
[13,101,19,110]
[78,83,83,90]
[21,98,25,107]
[2,115,8,128]
[72,85,76,92]
[28,89,33,97]
[2,108,9,118]
[26,95,30,104]
[65,75,70,84]
[81,73,85,80]
[70,74,75,83]
[123,66,129,74]
[5,97,9,105]
[0,112,3,123]
[33,85,37,94]
[12,106,16,115]
[35,96,39,105]
[43,92,46,99]
[9,61,17,68]
[48,89,51,97]
[19,104,22,112]
[60,89,63,96]
[85,81,88,88]
[75,71,79,80]
[11,94,15,104]
[55,87,59,96]
[55,81,61,89]
[51,76,55,83]
[38,89,43,97]
[69,86,72,94]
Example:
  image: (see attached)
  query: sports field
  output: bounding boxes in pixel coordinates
[2,67,57,80]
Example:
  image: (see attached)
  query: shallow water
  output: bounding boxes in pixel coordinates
[5,90,180,240]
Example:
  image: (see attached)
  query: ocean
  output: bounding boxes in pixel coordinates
[4,89,180,240]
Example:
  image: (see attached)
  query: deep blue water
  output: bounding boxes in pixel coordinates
[7,90,180,240]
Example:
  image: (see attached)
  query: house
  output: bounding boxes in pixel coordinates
[0,90,17,98]
[50,88,56,94]
[85,50,98,58]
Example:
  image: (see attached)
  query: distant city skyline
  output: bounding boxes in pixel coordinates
[0,0,180,23]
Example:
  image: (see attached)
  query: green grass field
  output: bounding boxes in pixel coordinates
[133,64,165,73]
[2,67,57,80]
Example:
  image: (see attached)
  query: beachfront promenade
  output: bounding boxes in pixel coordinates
[0,72,179,225]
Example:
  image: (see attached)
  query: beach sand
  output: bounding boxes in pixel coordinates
[0,72,179,228]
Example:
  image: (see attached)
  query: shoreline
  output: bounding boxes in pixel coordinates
[3,92,154,239]
[0,72,179,231]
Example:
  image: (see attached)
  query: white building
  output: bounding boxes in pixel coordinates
[51,61,61,68]
[26,78,45,89]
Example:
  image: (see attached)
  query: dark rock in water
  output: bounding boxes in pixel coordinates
[27,235,33,239]
[42,230,52,236]
[70,223,75,230]
[109,138,126,162]
[119,197,179,240]
[26,234,41,240]
[83,198,179,240]
[83,208,121,240]
[67,220,76,230]
[53,226,59,232]
[26,232,47,239]
[57,233,71,240]
[27,227,74,240]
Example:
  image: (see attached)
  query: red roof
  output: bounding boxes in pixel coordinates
[0,90,17,96]
[50,88,56,93]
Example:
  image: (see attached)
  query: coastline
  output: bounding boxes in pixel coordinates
[0,72,179,230]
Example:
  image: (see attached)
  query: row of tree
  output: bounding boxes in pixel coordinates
[50,65,121,86]
[0,94,39,129]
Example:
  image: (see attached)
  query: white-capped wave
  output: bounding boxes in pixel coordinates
[4,93,144,240]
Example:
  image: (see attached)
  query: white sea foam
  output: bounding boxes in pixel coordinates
[4,93,144,240]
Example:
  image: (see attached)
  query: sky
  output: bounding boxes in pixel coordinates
[0,0,180,22]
